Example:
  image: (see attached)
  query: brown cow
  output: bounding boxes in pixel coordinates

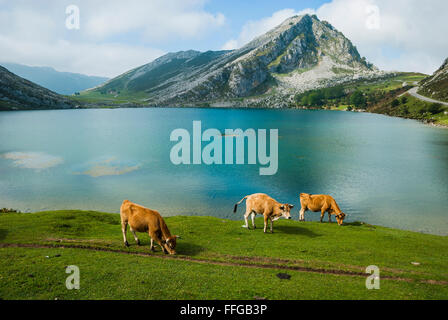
[233,193,294,233]
[299,193,346,225]
[120,200,179,254]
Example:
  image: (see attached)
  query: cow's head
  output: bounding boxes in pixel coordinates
[335,213,346,226]
[164,235,180,255]
[279,204,294,220]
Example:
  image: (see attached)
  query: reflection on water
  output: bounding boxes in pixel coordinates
[1,151,63,170]
[0,108,447,235]
[73,157,140,177]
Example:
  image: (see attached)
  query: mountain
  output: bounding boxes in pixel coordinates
[0,66,77,111]
[90,14,384,107]
[1,63,109,95]
[418,58,448,102]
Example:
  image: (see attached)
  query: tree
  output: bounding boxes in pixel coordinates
[300,95,309,106]
[399,105,409,116]
[391,99,400,108]
[427,103,442,115]
[350,91,367,109]
[400,96,408,104]
[308,92,323,106]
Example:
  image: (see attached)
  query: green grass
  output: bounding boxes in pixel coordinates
[330,105,349,111]
[346,72,427,93]
[71,90,149,106]
[0,211,447,300]
[431,112,448,126]
[391,94,448,126]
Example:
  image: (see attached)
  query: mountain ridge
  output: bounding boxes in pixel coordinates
[88,14,386,107]
[418,58,448,102]
[0,66,77,111]
[1,62,109,95]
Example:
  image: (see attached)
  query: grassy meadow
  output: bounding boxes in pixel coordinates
[0,210,447,300]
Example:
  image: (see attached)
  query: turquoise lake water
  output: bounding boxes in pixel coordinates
[0,108,447,235]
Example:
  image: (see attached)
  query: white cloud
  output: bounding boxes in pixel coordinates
[0,35,165,78]
[0,0,225,77]
[315,0,448,74]
[222,0,448,74]
[82,0,225,41]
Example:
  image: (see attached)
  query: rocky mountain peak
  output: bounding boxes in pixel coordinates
[91,14,383,107]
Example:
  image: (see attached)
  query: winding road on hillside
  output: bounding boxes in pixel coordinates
[401,86,448,106]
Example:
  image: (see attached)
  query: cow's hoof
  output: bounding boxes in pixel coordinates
[242,225,248,229]
[136,239,141,246]
[124,241,130,247]
[150,247,155,252]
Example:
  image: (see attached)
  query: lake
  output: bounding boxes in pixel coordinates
[0,108,447,235]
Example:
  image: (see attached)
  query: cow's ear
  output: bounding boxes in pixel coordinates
[289,204,294,209]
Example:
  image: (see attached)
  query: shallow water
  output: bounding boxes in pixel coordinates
[0,108,447,235]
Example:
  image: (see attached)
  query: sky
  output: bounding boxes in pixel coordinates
[0,0,447,78]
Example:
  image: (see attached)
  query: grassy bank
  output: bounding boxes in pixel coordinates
[0,211,447,300]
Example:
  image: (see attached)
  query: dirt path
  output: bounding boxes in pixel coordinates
[401,87,448,106]
[1,243,446,285]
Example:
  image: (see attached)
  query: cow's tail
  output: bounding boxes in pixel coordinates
[233,196,248,213]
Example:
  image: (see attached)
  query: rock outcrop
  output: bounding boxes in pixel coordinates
[418,58,448,102]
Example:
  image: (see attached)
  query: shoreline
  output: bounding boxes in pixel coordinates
[3,209,447,237]
[2,104,447,129]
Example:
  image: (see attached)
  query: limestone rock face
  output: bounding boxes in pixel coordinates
[92,14,384,107]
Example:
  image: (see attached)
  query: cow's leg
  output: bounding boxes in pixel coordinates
[149,238,155,252]
[263,215,269,233]
[149,231,168,254]
[251,212,256,229]
[328,212,332,223]
[121,221,129,247]
[320,209,326,223]
[270,218,274,234]
[242,209,251,229]
[130,227,140,245]
[299,208,306,221]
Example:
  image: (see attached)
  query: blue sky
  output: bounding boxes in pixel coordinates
[0,0,447,77]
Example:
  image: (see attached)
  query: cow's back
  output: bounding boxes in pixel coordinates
[300,194,341,213]
[246,193,278,213]
[300,194,328,211]
[120,200,161,233]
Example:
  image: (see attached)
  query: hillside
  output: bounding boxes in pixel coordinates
[85,14,385,108]
[0,211,447,300]
[1,63,109,95]
[418,58,448,102]
[0,66,77,111]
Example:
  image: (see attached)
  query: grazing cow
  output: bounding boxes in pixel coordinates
[233,193,294,233]
[120,200,179,254]
[299,193,346,225]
